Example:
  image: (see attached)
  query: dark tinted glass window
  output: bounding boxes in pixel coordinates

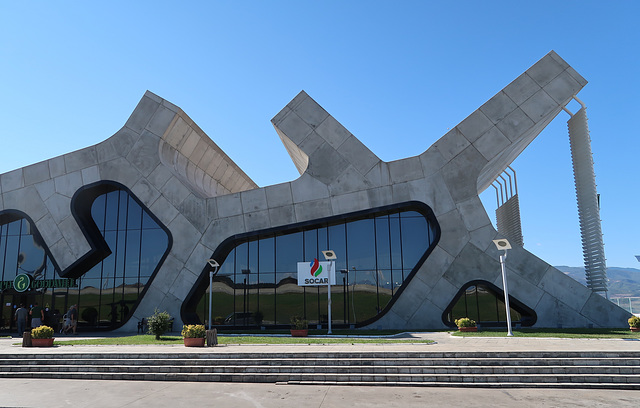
[0,214,62,333]
[76,190,168,329]
[0,187,170,333]
[189,204,438,328]
[275,233,302,273]
[446,282,532,327]
[347,219,375,271]
[400,212,429,273]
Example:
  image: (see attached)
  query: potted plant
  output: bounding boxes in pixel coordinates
[181,324,206,347]
[290,315,308,337]
[31,325,55,347]
[629,316,640,332]
[455,317,477,332]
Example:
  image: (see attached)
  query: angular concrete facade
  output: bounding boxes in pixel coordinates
[0,51,630,330]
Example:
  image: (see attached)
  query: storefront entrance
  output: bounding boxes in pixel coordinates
[0,290,68,334]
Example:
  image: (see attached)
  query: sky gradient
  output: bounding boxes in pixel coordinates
[1,1,638,268]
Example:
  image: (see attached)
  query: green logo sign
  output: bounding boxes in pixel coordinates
[0,275,78,292]
[13,274,31,293]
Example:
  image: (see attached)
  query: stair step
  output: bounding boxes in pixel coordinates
[4,351,640,360]
[2,351,638,389]
[2,365,638,375]
[290,381,640,390]
[3,357,638,367]
[1,371,638,384]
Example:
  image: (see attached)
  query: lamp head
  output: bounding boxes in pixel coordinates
[492,239,512,251]
[322,250,337,260]
[207,259,219,268]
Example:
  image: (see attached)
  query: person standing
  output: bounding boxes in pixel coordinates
[14,304,28,336]
[30,302,44,328]
[68,304,78,335]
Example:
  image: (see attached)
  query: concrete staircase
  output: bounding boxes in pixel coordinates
[1,351,639,388]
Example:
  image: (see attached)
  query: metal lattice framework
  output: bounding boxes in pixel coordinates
[492,166,524,247]
[565,98,608,296]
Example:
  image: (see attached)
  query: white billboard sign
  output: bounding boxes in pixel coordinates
[297,259,336,286]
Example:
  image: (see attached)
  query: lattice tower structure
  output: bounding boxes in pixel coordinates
[496,195,524,247]
[567,105,607,296]
[492,167,524,247]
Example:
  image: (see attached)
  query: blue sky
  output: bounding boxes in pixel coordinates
[0,1,638,268]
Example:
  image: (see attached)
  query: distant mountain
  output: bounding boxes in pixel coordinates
[555,266,640,298]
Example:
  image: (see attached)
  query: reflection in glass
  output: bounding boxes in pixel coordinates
[0,216,55,283]
[276,233,301,273]
[79,190,168,329]
[0,187,169,332]
[276,271,303,325]
[4,236,19,277]
[400,212,428,274]
[327,224,346,271]
[259,237,274,272]
[190,206,438,328]
[347,219,375,271]
[446,282,531,327]
[0,214,62,333]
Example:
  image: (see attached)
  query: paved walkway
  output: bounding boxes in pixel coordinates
[1,330,639,354]
[0,332,638,408]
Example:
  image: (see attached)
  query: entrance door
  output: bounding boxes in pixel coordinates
[0,292,36,333]
[1,293,13,331]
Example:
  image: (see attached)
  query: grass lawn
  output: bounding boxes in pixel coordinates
[52,334,434,346]
[451,328,640,339]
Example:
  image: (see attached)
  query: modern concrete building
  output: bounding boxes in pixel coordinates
[0,51,630,333]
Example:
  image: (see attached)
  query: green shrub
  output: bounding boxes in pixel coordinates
[31,325,54,339]
[147,309,172,340]
[454,317,476,328]
[629,316,640,328]
[181,324,206,338]
[290,315,308,330]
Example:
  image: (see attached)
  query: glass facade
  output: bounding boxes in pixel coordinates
[0,212,60,332]
[0,187,170,333]
[444,280,536,327]
[186,205,439,328]
[77,189,169,329]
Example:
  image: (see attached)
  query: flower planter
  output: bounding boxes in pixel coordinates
[290,329,308,337]
[458,327,477,332]
[31,338,54,347]
[183,337,205,347]
[630,327,640,332]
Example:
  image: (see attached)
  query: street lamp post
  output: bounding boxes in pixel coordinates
[207,259,219,330]
[633,256,640,314]
[322,250,337,334]
[493,239,513,337]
